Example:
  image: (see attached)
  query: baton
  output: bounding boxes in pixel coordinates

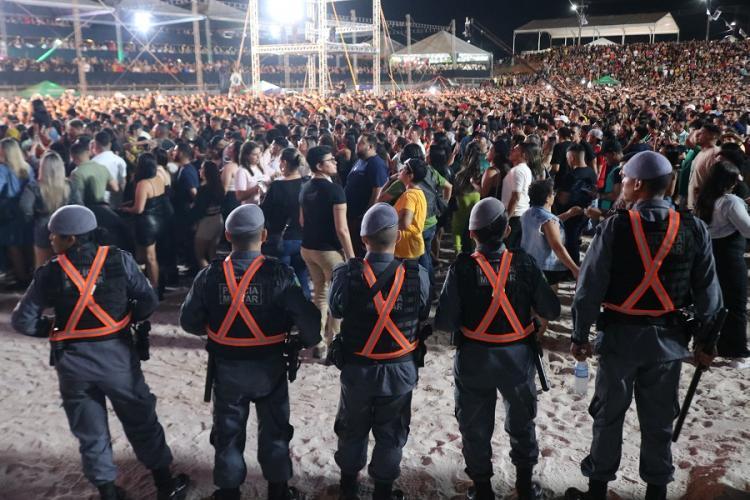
[529,319,550,392]
[204,352,215,403]
[672,308,727,442]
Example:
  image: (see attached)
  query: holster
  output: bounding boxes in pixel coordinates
[284,336,302,383]
[450,329,464,348]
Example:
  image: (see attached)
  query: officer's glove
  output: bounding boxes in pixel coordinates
[570,341,592,361]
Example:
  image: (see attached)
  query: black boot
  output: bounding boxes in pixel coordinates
[339,473,360,500]
[373,481,404,500]
[152,467,190,500]
[210,488,241,500]
[564,479,607,500]
[97,482,126,500]
[268,481,300,500]
[645,484,667,500]
[516,467,539,500]
[466,480,494,500]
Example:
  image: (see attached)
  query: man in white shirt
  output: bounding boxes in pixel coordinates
[261,136,288,178]
[91,131,126,207]
[501,143,533,248]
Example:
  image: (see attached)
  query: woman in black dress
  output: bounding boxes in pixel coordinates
[190,161,225,269]
[261,147,310,298]
[120,153,169,288]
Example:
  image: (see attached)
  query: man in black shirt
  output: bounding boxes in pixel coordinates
[550,127,573,190]
[555,143,598,265]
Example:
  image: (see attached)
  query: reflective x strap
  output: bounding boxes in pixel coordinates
[58,246,113,334]
[471,252,528,338]
[357,261,415,357]
[214,255,266,339]
[621,209,679,311]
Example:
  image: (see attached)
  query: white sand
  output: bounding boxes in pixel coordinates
[1,281,749,500]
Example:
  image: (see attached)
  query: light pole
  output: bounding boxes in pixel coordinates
[704,0,711,41]
[570,2,587,46]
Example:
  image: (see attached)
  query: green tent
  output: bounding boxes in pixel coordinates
[594,75,621,86]
[20,80,67,99]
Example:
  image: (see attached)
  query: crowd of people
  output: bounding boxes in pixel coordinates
[523,39,750,87]
[1,48,750,498]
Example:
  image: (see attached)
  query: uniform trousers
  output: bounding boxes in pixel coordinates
[454,341,539,482]
[56,339,173,486]
[582,354,681,485]
[211,357,293,488]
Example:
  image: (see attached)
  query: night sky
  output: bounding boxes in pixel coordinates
[348,0,749,55]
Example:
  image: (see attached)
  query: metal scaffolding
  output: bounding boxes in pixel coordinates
[246,0,380,96]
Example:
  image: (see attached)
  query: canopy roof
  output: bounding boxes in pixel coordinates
[586,37,617,46]
[195,0,247,24]
[514,12,679,40]
[391,31,491,64]
[56,0,204,26]
[9,0,113,14]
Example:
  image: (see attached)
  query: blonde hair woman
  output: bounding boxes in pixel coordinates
[20,151,79,268]
[0,138,34,286]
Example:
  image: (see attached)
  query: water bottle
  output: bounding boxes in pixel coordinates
[574,360,589,396]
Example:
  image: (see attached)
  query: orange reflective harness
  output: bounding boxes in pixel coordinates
[603,209,680,317]
[51,246,131,342]
[460,251,534,343]
[355,260,418,360]
[207,255,286,347]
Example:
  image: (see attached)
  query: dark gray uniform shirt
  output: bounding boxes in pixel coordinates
[329,252,431,395]
[434,243,562,334]
[11,246,158,337]
[179,250,321,348]
[572,198,723,361]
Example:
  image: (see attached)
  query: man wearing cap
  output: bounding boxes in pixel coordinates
[328,202,430,500]
[10,205,189,500]
[565,151,722,500]
[179,204,321,500]
[434,198,561,500]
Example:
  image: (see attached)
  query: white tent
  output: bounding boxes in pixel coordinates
[390,30,491,65]
[362,37,404,59]
[8,0,113,15]
[193,0,247,24]
[585,37,617,46]
[513,12,680,51]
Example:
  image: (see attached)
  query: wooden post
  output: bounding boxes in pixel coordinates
[192,0,204,91]
[72,0,88,95]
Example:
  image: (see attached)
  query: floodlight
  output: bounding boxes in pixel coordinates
[266,0,306,25]
[134,11,153,33]
[580,78,586,84]
[570,4,578,11]
[428,86,438,95]
[269,24,282,39]
[730,21,736,26]
[53,38,63,47]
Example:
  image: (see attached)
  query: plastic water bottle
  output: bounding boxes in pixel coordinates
[574,361,589,396]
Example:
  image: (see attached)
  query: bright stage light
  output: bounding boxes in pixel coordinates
[428,86,438,95]
[545,83,552,90]
[266,0,306,25]
[134,11,153,33]
[53,38,63,47]
[269,24,282,39]
[580,78,586,84]
[570,4,578,11]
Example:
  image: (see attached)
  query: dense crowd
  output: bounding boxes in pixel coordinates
[524,39,750,87]
[1,77,749,357]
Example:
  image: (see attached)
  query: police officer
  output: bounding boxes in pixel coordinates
[179,204,321,500]
[565,151,723,500]
[328,203,430,500]
[10,205,189,500]
[434,197,561,500]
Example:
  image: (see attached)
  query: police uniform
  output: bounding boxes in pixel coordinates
[328,203,430,500]
[179,204,321,500]
[568,152,723,500]
[434,198,561,500]
[10,205,188,500]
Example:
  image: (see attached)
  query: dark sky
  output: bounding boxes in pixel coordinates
[348,0,749,55]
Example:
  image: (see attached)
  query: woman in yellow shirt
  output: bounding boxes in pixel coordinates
[394,158,428,259]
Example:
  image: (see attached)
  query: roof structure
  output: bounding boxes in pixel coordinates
[586,37,617,46]
[193,0,247,24]
[514,12,679,40]
[391,31,491,64]
[8,0,113,14]
[55,0,204,26]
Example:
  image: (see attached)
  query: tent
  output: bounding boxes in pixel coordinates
[20,80,67,98]
[193,0,247,24]
[361,37,404,59]
[585,37,617,46]
[390,30,491,65]
[594,75,621,86]
[513,12,680,51]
